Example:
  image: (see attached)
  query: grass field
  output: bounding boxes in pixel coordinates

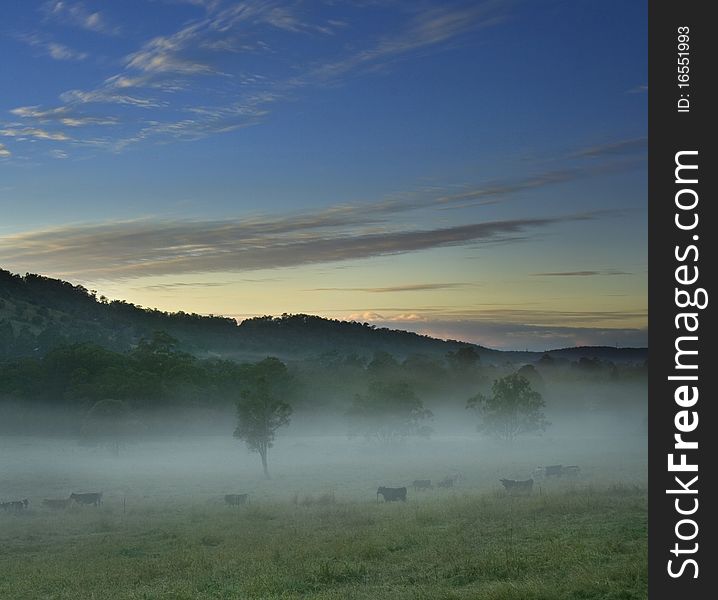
[0,435,647,599]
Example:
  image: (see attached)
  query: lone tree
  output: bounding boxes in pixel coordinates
[234,357,293,479]
[466,373,548,443]
[347,380,433,444]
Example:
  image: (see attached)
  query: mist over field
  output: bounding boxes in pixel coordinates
[2,366,647,493]
[2,413,647,506]
[0,364,648,599]
[1,329,648,497]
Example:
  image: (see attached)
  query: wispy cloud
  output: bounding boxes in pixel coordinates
[311,283,472,293]
[136,277,278,291]
[335,306,647,349]
[0,208,599,280]
[0,144,11,158]
[140,281,232,290]
[338,157,642,219]
[9,1,511,152]
[340,306,647,327]
[531,270,632,277]
[0,127,71,141]
[42,1,118,34]
[58,87,167,109]
[157,0,223,11]
[10,105,118,127]
[570,137,647,159]
[18,32,88,61]
[47,41,87,60]
[306,3,506,82]
[121,1,322,79]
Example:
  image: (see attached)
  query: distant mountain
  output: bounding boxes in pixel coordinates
[0,268,646,363]
[538,346,648,363]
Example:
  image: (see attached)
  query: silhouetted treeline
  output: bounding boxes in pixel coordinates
[0,268,647,365]
[0,269,490,361]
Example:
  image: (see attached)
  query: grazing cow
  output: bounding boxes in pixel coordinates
[437,474,460,489]
[70,492,103,506]
[412,479,432,491]
[544,465,564,478]
[500,478,534,495]
[224,493,249,506]
[377,486,407,502]
[535,465,580,478]
[1,499,29,512]
[43,499,70,510]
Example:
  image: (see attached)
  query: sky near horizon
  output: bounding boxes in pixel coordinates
[0,0,647,350]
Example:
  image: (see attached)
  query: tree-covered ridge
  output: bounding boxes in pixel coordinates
[0,269,240,357]
[0,268,489,361]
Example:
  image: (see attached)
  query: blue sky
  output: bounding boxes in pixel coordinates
[0,0,647,350]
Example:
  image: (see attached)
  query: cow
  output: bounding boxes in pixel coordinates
[544,465,564,478]
[563,465,581,477]
[1,499,28,512]
[412,479,432,491]
[535,465,580,479]
[69,492,103,506]
[224,493,249,506]
[43,499,70,510]
[377,486,407,502]
[437,473,460,489]
[500,478,534,495]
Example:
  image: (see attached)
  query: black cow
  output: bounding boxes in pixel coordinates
[500,478,534,494]
[43,499,70,510]
[563,465,580,477]
[224,493,249,506]
[377,486,407,502]
[412,479,432,491]
[70,492,103,506]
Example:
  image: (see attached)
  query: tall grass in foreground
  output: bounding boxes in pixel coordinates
[0,484,647,600]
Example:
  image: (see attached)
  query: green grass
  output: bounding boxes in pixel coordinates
[0,484,647,600]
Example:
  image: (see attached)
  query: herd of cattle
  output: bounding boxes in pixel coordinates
[0,499,28,513]
[0,492,102,512]
[376,464,581,502]
[1,465,580,511]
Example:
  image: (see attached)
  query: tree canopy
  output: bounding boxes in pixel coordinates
[466,373,549,442]
[233,357,293,478]
[347,380,433,443]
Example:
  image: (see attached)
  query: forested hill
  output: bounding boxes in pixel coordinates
[0,269,491,361]
[0,269,646,363]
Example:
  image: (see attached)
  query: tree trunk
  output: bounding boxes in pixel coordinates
[260,448,270,479]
